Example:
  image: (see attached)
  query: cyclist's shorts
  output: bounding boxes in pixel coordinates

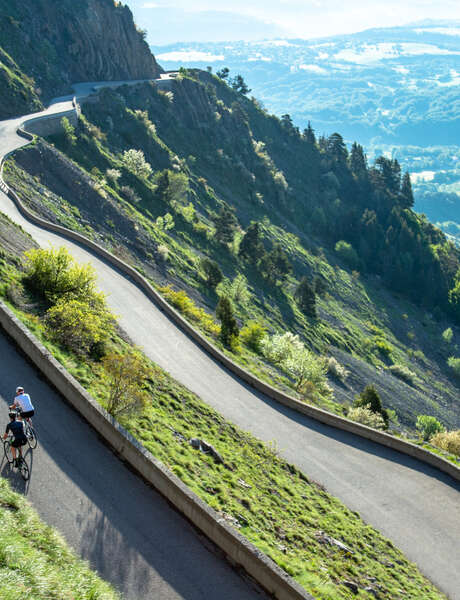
[21,410,34,419]
[12,438,27,448]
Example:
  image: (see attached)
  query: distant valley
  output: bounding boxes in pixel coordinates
[153,22,460,241]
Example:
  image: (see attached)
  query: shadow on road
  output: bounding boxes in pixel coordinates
[0,329,265,600]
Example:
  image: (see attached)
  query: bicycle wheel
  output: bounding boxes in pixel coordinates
[26,425,38,449]
[3,440,13,464]
[18,457,29,481]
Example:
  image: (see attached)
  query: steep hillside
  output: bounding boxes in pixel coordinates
[5,72,460,434]
[0,0,162,118]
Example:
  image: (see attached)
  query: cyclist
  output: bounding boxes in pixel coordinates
[10,386,35,425]
[3,411,27,467]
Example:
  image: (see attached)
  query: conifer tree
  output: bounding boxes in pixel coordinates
[349,142,368,178]
[303,121,316,145]
[238,222,264,263]
[295,277,317,318]
[201,258,223,288]
[214,205,238,244]
[261,243,292,282]
[216,295,239,347]
[327,133,348,163]
[400,172,414,208]
[155,170,170,202]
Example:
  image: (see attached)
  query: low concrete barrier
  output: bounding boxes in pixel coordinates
[0,300,310,600]
[21,108,78,137]
[1,107,459,485]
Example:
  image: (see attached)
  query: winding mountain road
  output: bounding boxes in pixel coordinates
[1,85,459,599]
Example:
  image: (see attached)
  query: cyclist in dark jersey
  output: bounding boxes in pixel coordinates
[3,411,27,466]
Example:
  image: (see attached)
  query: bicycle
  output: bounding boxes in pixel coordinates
[14,409,37,449]
[3,437,30,481]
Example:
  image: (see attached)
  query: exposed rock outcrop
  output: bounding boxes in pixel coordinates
[0,0,163,117]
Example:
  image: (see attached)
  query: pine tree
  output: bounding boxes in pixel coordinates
[327,133,348,163]
[262,244,292,282]
[230,74,251,95]
[295,277,317,318]
[216,295,239,347]
[238,222,264,263]
[400,172,414,208]
[201,258,223,288]
[216,67,229,80]
[303,121,316,145]
[349,142,368,178]
[155,170,170,202]
[214,205,238,244]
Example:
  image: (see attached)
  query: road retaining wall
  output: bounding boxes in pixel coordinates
[0,300,309,600]
[21,108,78,137]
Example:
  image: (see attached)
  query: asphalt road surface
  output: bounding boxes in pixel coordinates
[0,331,266,600]
[1,87,460,599]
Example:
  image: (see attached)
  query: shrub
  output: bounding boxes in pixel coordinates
[216,295,239,349]
[431,430,460,457]
[106,168,121,185]
[334,240,360,270]
[260,332,303,365]
[354,385,388,428]
[159,286,219,336]
[442,327,453,343]
[348,406,387,430]
[388,364,416,385]
[286,350,329,394]
[327,357,349,381]
[261,332,330,396]
[201,258,223,288]
[102,351,149,417]
[120,185,140,204]
[24,247,98,305]
[217,274,251,308]
[240,321,267,353]
[122,149,152,179]
[156,245,169,262]
[155,213,175,231]
[45,297,114,356]
[294,277,316,318]
[416,415,444,441]
[374,338,392,357]
[447,356,460,376]
[61,116,76,146]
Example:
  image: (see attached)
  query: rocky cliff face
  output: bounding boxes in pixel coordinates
[0,0,163,117]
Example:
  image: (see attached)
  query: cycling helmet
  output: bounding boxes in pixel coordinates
[16,386,24,394]
[8,411,17,419]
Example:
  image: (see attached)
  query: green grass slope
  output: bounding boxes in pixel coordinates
[0,480,119,599]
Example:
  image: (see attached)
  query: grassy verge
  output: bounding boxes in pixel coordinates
[0,478,119,600]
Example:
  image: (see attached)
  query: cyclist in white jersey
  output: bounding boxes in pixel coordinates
[10,386,35,424]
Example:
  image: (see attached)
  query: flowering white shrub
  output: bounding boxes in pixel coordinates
[327,356,349,381]
[348,406,386,430]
